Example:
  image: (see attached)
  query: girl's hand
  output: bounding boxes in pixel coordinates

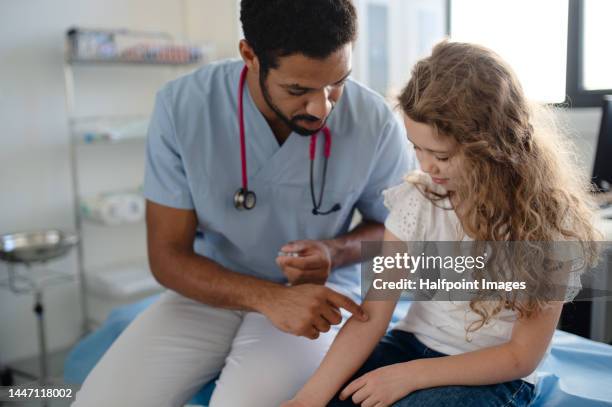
[339,363,418,406]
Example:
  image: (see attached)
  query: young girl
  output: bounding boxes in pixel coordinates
[282,41,600,407]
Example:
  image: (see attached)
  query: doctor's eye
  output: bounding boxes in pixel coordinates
[287,89,308,97]
[333,79,347,88]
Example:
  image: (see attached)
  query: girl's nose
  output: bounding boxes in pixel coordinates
[421,157,438,175]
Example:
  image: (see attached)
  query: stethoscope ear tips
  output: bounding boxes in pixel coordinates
[234,188,257,210]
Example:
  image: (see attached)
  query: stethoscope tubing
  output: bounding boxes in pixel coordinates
[238,66,249,192]
[236,65,338,214]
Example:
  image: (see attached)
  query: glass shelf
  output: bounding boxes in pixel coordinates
[66,56,201,67]
[0,264,74,295]
[81,217,145,227]
[69,115,149,146]
[73,133,147,146]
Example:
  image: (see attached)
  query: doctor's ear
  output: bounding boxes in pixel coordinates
[239,40,260,74]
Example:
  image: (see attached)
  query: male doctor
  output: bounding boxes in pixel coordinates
[73,0,413,406]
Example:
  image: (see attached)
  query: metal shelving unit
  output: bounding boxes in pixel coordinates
[62,29,205,332]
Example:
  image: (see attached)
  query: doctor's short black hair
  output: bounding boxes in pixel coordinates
[240,0,357,72]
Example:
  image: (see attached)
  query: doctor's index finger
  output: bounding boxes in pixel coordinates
[326,290,368,321]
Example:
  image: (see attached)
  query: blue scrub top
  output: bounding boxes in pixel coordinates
[144,59,414,293]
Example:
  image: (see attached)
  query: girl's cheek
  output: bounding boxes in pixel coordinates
[414,150,424,166]
[448,157,463,174]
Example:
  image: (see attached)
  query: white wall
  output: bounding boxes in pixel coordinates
[185,0,241,60]
[0,0,239,363]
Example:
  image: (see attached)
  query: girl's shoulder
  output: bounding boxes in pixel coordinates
[382,170,447,212]
[383,170,451,241]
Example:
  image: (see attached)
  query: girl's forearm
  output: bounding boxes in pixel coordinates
[408,342,535,391]
[406,303,560,393]
[295,314,390,406]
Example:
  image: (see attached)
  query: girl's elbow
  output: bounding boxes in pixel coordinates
[509,347,540,378]
[516,360,538,378]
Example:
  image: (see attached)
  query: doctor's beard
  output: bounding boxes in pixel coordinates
[259,71,334,136]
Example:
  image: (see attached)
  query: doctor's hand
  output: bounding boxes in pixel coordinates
[259,284,367,340]
[276,240,334,285]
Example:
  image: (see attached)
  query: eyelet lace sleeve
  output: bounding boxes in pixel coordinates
[382,174,430,241]
[547,240,585,303]
[564,270,582,303]
[556,243,585,303]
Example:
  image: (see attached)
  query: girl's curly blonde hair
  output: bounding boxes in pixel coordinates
[398,40,600,327]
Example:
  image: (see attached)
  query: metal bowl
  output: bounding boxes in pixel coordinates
[0,230,79,264]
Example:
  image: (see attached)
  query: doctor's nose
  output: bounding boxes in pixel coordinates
[305,89,334,120]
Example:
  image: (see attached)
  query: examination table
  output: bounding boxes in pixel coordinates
[64,295,612,406]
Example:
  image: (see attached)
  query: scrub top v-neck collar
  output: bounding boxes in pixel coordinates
[239,67,308,184]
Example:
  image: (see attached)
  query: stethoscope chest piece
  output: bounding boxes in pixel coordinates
[234,187,257,210]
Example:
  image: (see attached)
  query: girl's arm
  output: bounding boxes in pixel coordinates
[288,230,406,407]
[339,300,563,405]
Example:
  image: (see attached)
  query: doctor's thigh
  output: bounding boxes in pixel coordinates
[208,281,350,407]
[208,310,340,407]
[71,291,243,407]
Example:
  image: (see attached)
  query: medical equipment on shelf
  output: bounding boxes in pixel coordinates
[80,190,145,226]
[78,118,149,144]
[234,65,341,215]
[63,32,206,333]
[0,230,78,392]
[66,27,203,65]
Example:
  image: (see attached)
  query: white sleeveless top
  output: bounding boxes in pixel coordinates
[383,170,540,384]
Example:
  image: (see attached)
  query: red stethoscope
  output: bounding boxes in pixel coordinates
[233,65,341,215]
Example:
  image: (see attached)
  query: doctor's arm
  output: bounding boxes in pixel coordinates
[277,220,384,285]
[146,200,367,339]
[327,220,384,267]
